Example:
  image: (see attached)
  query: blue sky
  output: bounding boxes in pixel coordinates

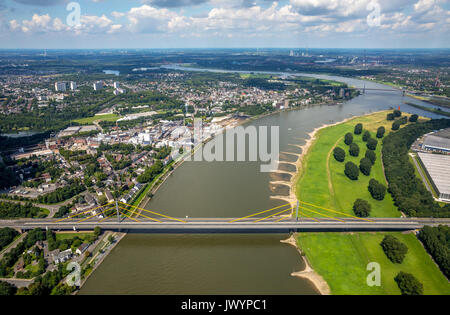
[0,0,449,48]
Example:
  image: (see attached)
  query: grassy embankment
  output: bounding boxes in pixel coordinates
[296,110,404,218]
[294,110,449,294]
[297,232,449,295]
[72,114,120,125]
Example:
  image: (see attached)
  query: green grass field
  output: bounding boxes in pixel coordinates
[55,232,94,241]
[295,110,428,218]
[73,114,120,125]
[293,111,449,295]
[296,232,450,295]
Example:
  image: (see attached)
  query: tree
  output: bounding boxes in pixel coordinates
[353,199,371,217]
[344,132,353,145]
[394,272,423,295]
[366,138,378,150]
[345,162,359,180]
[380,235,408,263]
[354,123,363,135]
[98,195,108,206]
[333,147,346,162]
[362,130,371,142]
[94,227,101,238]
[365,150,376,165]
[0,281,17,296]
[409,114,418,123]
[359,157,372,176]
[387,113,395,121]
[392,121,400,131]
[393,109,402,117]
[349,143,360,157]
[376,126,385,138]
[368,179,386,200]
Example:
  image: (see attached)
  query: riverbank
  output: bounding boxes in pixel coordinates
[281,235,331,295]
[290,111,449,294]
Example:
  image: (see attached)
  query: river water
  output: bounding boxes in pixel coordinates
[79,67,446,295]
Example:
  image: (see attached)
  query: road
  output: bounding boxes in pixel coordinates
[1,217,449,233]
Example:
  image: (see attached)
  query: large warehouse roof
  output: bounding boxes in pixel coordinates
[423,134,450,151]
[417,152,450,197]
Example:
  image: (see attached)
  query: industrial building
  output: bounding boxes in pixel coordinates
[422,128,450,153]
[417,152,450,201]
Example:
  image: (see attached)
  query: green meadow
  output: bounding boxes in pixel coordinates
[297,232,450,295]
[294,111,449,295]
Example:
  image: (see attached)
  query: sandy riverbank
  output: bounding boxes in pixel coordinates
[270,115,356,209]
[277,114,377,295]
[281,235,331,295]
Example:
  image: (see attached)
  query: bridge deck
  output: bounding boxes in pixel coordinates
[2,217,449,233]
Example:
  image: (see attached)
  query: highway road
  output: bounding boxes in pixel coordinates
[1,217,449,233]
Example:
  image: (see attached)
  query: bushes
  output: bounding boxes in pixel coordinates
[353,199,371,217]
[365,150,376,165]
[393,109,402,117]
[382,118,450,217]
[349,143,360,157]
[362,131,371,142]
[392,121,400,130]
[380,235,408,263]
[137,160,164,184]
[0,281,17,296]
[0,202,44,219]
[409,114,418,123]
[333,147,346,162]
[368,178,386,200]
[344,132,353,145]
[359,157,372,176]
[366,138,378,150]
[344,162,359,180]
[354,123,363,135]
[387,113,395,121]
[394,272,423,295]
[376,126,385,138]
[417,225,449,279]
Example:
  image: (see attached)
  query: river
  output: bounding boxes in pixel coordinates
[79,66,446,295]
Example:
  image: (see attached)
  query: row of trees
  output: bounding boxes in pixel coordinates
[417,225,449,279]
[382,118,450,217]
[0,228,19,252]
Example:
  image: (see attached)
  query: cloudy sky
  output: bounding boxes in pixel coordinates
[0,0,449,48]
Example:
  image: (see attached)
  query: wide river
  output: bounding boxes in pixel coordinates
[79,67,446,294]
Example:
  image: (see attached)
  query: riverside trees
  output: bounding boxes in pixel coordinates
[368,179,386,200]
[353,199,371,217]
[333,147,346,162]
[380,235,408,264]
[345,162,359,180]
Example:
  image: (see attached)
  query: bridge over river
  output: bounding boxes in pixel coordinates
[2,217,449,233]
[3,201,448,233]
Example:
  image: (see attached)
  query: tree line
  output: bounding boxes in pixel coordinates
[382,118,450,217]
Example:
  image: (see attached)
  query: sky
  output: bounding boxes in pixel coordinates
[0,0,449,49]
